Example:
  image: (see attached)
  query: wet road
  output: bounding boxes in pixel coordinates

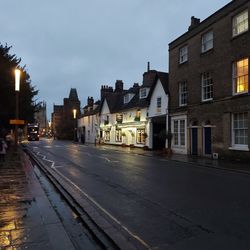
[26,139,250,249]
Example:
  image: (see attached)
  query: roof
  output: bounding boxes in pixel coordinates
[168,0,248,49]
[69,88,79,101]
[99,70,169,113]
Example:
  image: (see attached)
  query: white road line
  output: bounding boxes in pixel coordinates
[53,169,150,249]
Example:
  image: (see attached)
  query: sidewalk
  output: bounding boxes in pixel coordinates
[95,144,250,174]
[0,147,75,250]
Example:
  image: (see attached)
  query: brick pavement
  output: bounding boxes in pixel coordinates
[0,147,75,250]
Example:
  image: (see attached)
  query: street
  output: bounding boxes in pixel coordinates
[25,139,250,249]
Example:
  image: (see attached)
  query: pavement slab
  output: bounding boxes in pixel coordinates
[0,148,75,250]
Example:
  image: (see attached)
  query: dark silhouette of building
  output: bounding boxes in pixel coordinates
[52,88,80,139]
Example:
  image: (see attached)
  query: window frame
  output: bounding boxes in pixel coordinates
[173,119,186,148]
[156,97,162,112]
[140,88,147,99]
[232,58,249,95]
[201,72,213,102]
[115,129,122,142]
[179,45,188,64]
[136,128,146,144]
[179,80,188,106]
[232,9,249,37]
[201,30,213,53]
[231,112,249,150]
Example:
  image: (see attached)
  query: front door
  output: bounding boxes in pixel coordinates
[204,127,212,155]
[191,128,198,155]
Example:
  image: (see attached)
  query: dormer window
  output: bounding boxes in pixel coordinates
[140,88,148,99]
[124,93,135,104]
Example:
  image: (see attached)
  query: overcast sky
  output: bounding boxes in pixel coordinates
[1,0,230,117]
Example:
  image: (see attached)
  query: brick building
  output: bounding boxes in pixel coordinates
[168,0,250,160]
[52,88,81,139]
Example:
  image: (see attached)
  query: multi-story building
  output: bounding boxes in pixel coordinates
[78,97,100,144]
[34,101,47,136]
[168,0,249,160]
[52,88,81,139]
[98,69,169,149]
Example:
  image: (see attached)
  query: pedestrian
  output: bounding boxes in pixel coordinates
[0,138,8,162]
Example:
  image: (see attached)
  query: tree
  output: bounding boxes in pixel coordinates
[0,43,39,132]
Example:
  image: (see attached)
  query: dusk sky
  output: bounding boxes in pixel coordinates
[1,0,230,117]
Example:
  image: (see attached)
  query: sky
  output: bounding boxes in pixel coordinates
[1,0,230,118]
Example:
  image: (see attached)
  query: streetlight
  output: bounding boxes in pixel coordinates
[15,69,21,147]
[73,109,77,142]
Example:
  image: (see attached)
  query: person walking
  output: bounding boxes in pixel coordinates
[0,138,8,162]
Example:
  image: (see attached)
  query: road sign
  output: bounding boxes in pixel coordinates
[10,119,25,125]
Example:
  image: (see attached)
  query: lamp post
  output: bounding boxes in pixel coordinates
[73,109,77,142]
[15,69,21,147]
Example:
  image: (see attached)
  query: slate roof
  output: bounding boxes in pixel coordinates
[69,88,79,101]
[99,70,169,114]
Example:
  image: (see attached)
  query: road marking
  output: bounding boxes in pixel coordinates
[35,151,55,168]
[52,169,150,249]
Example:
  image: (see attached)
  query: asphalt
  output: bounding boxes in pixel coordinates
[95,144,250,175]
[0,146,75,250]
[0,142,249,250]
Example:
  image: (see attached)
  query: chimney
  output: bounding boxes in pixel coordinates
[188,16,200,30]
[100,85,113,99]
[133,83,139,88]
[87,96,94,107]
[115,80,124,92]
[147,62,150,72]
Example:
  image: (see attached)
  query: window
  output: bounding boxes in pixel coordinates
[201,31,213,53]
[232,112,248,149]
[124,94,129,104]
[157,97,161,112]
[116,114,123,124]
[233,58,249,94]
[179,45,188,64]
[173,119,186,147]
[179,81,187,106]
[115,129,122,142]
[137,129,145,144]
[201,72,213,101]
[232,10,248,37]
[104,131,110,141]
[140,88,147,99]
[135,109,141,121]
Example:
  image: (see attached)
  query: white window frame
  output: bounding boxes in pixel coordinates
[201,30,213,53]
[140,88,147,99]
[232,58,249,95]
[201,72,213,102]
[232,9,248,37]
[172,119,186,148]
[115,129,122,142]
[231,112,249,151]
[179,81,188,106]
[156,97,161,112]
[179,45,188,64]
[136,128,146,144]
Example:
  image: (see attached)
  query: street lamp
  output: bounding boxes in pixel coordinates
[15,69,21,147]
[73,109,77,142]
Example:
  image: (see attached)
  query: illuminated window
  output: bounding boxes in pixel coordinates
[201,31,213,53]
[232,112,248,147]
[201,72,213,101]
[179,81,187,106]
[104,131,110,141]
[179,45,188,64]
[135,110,141,121]
[233,58,248,94]
[137,129,145,144]
[115,129,122,142]
[232,10,248,37]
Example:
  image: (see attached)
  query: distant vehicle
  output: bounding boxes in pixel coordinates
[27,123,39,141]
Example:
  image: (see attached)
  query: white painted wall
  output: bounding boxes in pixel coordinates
[148,79,168,118]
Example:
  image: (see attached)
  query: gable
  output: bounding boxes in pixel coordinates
[100,99,110,115]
